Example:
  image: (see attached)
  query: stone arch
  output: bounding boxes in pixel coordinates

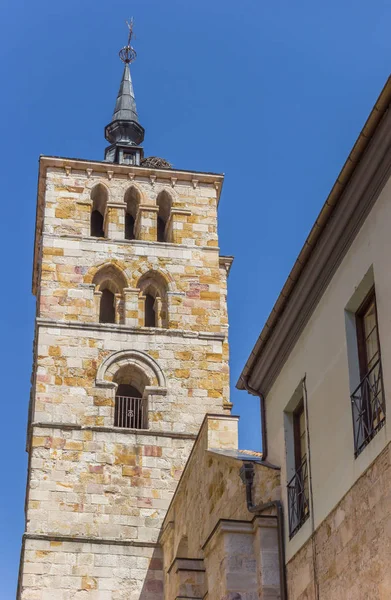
[137,270,170,328]
[84,260,129,285]
[92,263,128,294]
[130,264,175,291]
[92,263,128,324]
[96,349,166,389]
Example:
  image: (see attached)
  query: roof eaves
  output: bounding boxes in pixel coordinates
[237,75,391,391]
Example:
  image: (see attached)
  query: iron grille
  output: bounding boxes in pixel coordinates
[114,396,147,429]
[287,457,310,538]
[351,357,385,457]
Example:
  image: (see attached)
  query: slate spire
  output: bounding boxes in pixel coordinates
[104,19,145,165]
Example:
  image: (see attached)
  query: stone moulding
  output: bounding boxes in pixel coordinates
[22,532,160,548]
[96,348,167,389]
[41,231,221,253]
[31,422,197,439]
[35,317,226,341]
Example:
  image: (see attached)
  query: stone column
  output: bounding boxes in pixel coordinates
[154,296,163,327]
[93,290,102,322]
[114,292,122,324]
[137,205,158,241]
[106,203,125,239]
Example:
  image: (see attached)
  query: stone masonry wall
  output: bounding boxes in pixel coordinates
[21,539,164,600]
[33,326,229,431]
[161,416,281,600]
[287,442,391,600]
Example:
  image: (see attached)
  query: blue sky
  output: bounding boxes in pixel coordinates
[1,0,390,596]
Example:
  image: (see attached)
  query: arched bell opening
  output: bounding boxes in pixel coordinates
[90,184,108,237]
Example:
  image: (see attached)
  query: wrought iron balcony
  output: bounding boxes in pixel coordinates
[351,357,385,457]
[114,396,147,429]
[287,458,310,538]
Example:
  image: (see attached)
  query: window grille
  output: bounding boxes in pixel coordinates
[287,457,310,538]
[287,399,310,538]
[351,358,385,456]
[352,289,385,456]
[114,396,147,429]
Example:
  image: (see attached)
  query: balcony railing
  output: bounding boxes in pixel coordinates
[114,396,147,429]
[287,458,310,538]
[351,357,385,457]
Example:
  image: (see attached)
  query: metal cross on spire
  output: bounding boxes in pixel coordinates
[119,18,137,64]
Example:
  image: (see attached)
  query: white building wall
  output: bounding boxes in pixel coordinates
[265,174,391,560]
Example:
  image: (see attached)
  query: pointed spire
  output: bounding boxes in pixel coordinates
[112,63,139,124]
[104,19,145,165]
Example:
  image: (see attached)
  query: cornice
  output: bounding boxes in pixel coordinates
[40,231,221,253]
[39,155,224,188]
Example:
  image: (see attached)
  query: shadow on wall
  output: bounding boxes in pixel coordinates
[139,548,164,600]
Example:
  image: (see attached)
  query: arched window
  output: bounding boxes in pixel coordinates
[90,184,108,237]
[92,264,128,325]
[99,289,115,324]
[156,190,173,243]
[124,186,141,240]
[137,271,169,328]
[144,293,156,327]
[113,365,148,429]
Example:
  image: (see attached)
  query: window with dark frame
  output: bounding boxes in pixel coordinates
[287,398,310,538]
[351,288,385,456]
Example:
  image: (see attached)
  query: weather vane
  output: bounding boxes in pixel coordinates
[119,18,137,64]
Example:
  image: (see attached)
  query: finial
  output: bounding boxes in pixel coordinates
[119,18,137,64]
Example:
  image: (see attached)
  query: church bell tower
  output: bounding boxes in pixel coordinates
[18,22,232,600]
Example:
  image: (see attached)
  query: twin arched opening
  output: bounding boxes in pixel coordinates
[92,264,128,324]
[138,270,169,328]
[91,264,171,328]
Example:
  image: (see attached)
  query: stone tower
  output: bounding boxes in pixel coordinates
[18,25,232,600]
